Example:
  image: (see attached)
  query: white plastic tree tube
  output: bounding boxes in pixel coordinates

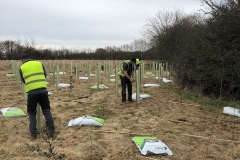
[75,63,78,82]
[36,104,41,133]
[136,69,141,104]
[97,65,100,90]
[115,67,118,96]
[56,66,59,89]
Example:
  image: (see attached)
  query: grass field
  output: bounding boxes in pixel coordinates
[0,60,239,160]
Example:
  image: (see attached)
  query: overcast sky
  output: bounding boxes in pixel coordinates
[0,0,204,50]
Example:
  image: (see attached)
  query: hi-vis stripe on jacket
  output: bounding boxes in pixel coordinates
[20,61,47,92]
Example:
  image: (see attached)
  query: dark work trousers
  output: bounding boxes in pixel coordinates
[27,92,55,135]
[120,76,133,101]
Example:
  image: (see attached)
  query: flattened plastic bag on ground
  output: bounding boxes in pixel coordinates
[68,116,104,127]
[109,79,115,82]
[57,83,71,88]
[6,73,15,77]
[155,77,173,83]
[163,78,173,83]
[132,93,150,99]
[90,84,108,90]
[144,84,159,87]
[132,136,173,156]
[85,73,96,77]
[79,76,88,80]
[50,72,66,75]
[0,107,26,117]
[223,107,240,117]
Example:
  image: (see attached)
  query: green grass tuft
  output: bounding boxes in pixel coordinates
[167,84,239,108]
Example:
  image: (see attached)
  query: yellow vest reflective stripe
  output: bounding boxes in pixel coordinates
[21,61,47,92]
[118,60,130,77]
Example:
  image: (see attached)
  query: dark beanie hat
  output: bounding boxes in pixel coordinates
[130,58,136,63]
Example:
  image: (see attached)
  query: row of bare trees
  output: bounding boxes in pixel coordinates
[0,38,148,60]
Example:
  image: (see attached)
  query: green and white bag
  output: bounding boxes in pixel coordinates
[90,84,108,90]
[132,136,173,156]
[0,107,26,117]
[68,116,104,127]
[6,73,15,77]
[132,93,150,99]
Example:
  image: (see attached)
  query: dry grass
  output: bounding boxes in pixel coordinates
[0,60,239,160]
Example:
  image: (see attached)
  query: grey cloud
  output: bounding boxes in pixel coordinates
[0,0,203,49]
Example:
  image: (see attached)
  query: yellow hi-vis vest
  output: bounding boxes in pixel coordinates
[20,61,47,92]
[118,60,130,77]
[136,58,140,65]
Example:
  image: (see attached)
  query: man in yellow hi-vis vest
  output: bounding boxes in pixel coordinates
[118,58,136,103]
[19,55,55,139]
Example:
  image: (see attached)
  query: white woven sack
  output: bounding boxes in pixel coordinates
[223,107,240,117]
[68,116,104,127]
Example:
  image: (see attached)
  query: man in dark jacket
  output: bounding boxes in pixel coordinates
[118,58,136,102]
